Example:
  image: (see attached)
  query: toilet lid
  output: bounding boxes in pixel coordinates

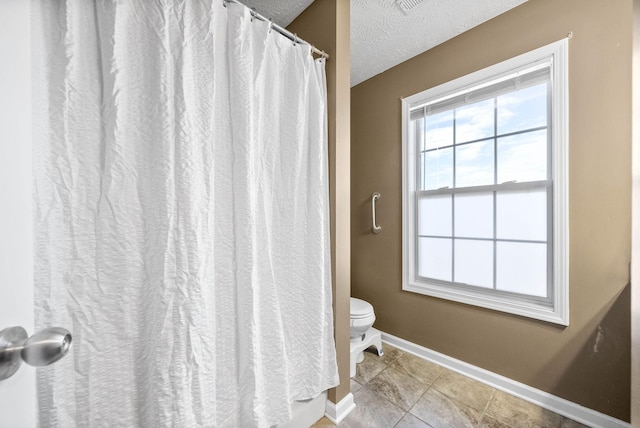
[350,297,374,319]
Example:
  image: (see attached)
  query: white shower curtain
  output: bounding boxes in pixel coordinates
[32,1,338,426]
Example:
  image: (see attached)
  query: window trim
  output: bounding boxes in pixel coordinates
[401,39,569,325]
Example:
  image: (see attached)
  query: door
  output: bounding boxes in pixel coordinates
[0,1,37,426]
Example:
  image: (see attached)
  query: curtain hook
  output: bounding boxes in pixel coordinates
[222,0,227,7]
[268,18,273,33]
[250,8,256,22]
[293,33,298,46]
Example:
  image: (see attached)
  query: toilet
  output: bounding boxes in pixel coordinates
[350,297,383,378]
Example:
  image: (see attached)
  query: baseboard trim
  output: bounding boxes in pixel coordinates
[324,392,355,424]
[381,331,630,428]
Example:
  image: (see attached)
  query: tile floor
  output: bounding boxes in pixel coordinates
[312,344,590,428]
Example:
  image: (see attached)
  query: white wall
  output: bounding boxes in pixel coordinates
[0,0,36,426]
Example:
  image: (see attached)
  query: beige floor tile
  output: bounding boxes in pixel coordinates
[378,343,405,365]
[485,390,562,428]
[560,417,590,428]
[338,346,572,428]
[354,351,388,385]
[409,388,481,428]
[339,385,405,428]
[391,352,443,385]
[479,415,513,427]
[431,370,494,412]
[366,365,430,411]
[393,412,431,428]
[310,416,335,427]
[350,378,363,394]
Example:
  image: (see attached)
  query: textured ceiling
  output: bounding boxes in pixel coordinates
[240,0,528,87]
[350,0,527,86]
[240,0,313,28]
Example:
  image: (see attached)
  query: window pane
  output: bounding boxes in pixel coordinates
[455,141,494,187]
[425,111,453,150]
[496,242,547,297]
[496,189,547,241]
[497,130,547,183]
[418,237,452,281]
[497,83,548,135]
[454,239,493,289]
[455,99,495,144]
[423,147,453,190]
[454,193,493,239]
[418,195,452,236]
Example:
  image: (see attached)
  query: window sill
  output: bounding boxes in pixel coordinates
[403,279,569,326]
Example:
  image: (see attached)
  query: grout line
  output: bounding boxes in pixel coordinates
[479,389,496,424]
[427,369,444,390]
[408,410,437,428]
[359,381,411,426]
[361,348,442,428]
[357,359,409,412]
[402,370,445,428]
[391,413,406,428]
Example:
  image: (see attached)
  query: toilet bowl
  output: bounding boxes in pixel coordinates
[350,297,383,378]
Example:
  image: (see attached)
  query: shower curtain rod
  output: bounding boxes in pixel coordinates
[223,0,329,59]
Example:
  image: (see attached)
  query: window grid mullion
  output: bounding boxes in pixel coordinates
[413,117,423,283]
[419,125,548,155]
[451,109,457,283]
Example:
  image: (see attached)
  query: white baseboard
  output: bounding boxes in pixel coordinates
[381,331,630,428]
[324,392,355,424]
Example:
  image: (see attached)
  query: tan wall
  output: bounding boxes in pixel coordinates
[351,0,632,421]
[288,0,351,404]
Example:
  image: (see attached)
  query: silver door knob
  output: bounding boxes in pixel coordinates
[0,326,72,381]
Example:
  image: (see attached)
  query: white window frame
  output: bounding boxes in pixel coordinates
[401,39,569,325]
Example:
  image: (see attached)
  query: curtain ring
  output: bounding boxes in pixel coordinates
[268,18,273,33]
[222,0,227,7]
[293,33,298,46]
[250,8,256,22]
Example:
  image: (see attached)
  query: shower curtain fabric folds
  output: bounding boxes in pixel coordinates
[32,1,338,426]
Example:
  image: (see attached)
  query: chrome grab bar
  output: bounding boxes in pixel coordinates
[371,192,382,234]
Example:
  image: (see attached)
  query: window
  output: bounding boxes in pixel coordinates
[402,40,569,325]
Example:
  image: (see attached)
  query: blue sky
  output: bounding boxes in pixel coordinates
[419,83,548,191]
